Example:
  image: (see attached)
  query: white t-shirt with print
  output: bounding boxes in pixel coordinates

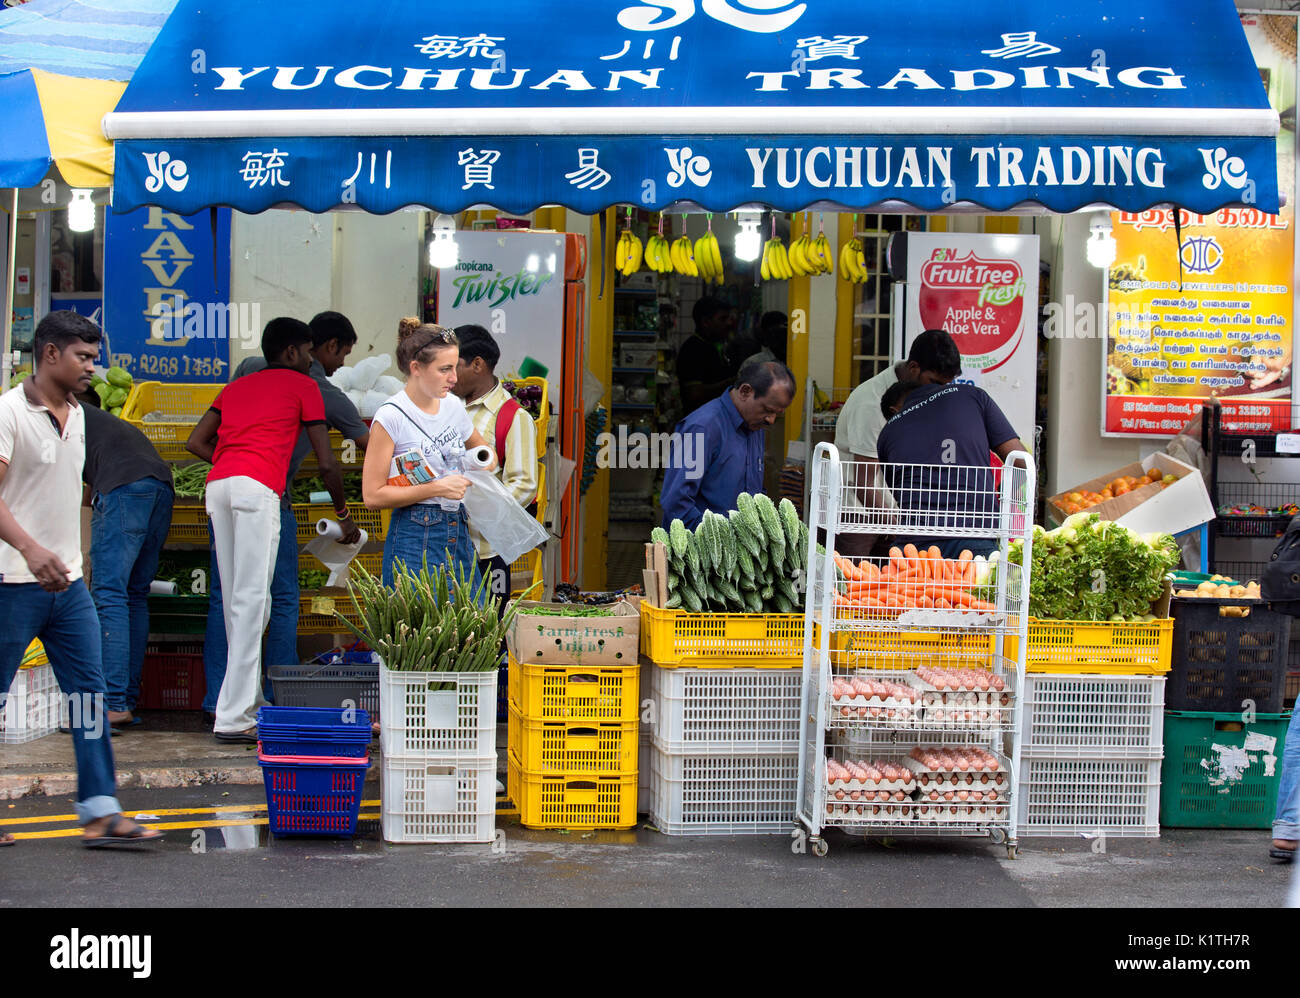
[0,386,86,583]
[372,390,475,510]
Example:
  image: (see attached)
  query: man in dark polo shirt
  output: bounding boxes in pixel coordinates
[80,391,174,730]
[876,381,1028,559]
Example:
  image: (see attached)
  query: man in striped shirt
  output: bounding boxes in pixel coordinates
[452,325,539,605]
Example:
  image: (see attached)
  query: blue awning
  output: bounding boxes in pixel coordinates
[105,0,1280,216]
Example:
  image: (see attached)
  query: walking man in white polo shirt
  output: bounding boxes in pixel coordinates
[0,312,161,849]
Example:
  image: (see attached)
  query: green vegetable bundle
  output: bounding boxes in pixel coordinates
[515,605,613,617]
[1004,512,1180,622]
[299,568,329,590]
[172,462,212,499]
[339,559,537,682]
[655,493,811,614]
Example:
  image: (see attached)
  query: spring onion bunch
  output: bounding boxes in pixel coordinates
[338,559,538,682]
[1003,512,1180,621]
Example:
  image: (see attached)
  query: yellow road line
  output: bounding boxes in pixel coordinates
[12,813,381,840]
[2,800,383,826]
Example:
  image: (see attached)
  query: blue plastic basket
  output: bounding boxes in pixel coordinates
[256,706,373,758]
[259,750,370,837]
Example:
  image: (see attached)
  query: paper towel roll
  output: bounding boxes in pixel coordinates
[464,445,494,469]
[149,580,179,595]
[316,518,345,540]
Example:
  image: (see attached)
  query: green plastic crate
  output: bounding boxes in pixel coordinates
[1159,710,1291,828]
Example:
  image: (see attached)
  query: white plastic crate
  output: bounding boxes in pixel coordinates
[647,664,802,753]
[649,739,799,835]
[381,756,496,843]
[638,718,654,815]
[1021,675,1165,759]
[379,666,497,761]
[1018,756,1161,838]
[1,664,61,744]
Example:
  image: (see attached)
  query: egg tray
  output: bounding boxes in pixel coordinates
[825,775,916,794]
[915,787,1008,806]
[918,704,1008,730]
[826,801,915,822]
[919,689,1013,708]
[913,803,1008,823]
[829,694,922,726]
[907,768,1010,794]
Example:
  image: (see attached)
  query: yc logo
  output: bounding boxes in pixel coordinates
[665,146,712,188]
[143,151,190,193]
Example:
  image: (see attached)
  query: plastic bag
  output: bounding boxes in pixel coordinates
[373,375,403,396]
[358,389,389,419]
[458,469,548,563]
[303,526,370,587]
[330,366,355,391]
[350,355,391,393]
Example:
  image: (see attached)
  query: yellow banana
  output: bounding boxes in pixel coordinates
[693,234,712,281]
[706,232,724,283]
[854,241,867,283]
[668,237,684,274]
[616,231,629,271]
[813,233,833,274]
[623,232,643,275]
[838,240,854,282]
[778,241,794,280]
[760,239,772,281]
[676,236,698,277]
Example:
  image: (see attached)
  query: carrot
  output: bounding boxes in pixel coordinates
[957,549,974,564]
[962,560,976,585]
[927,545,942,562]
[968,599,996,611]
[888,546,905,572]
[903,543,919,561]
[859,560,881,582]
[935,597,953,609]
[879,565,897,581]
[918,595,935,608]
[833,553,855,579]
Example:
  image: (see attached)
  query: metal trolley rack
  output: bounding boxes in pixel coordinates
[796,443,1035,858]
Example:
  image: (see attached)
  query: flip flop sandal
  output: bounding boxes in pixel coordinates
[82,816,163,850]
[1269,846,1297,863]
[214,729,258,744]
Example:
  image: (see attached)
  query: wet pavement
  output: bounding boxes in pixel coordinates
[1,784,1294,908]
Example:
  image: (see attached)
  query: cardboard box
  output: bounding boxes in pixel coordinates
[506,599,639,667]
[1049,453,1214,537]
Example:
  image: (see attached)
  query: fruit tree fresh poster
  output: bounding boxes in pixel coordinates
[904,231,1040,443]
[1102,13,1296,437]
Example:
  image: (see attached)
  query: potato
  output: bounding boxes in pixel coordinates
[1216,585,1231,597]
[1197,581,1219,594]
[1229,586,1246,597]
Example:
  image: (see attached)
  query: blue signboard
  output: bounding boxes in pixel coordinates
[107,0,1279,216]
[102,206,233,383]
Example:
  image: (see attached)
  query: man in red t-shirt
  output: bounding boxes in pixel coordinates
[186,318,360,741]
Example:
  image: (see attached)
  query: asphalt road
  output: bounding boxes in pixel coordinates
[1,786,1294,908]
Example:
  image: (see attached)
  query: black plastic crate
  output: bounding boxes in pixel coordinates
[268,663,379,719]
[1169,597,1292,713]
[1213,482,1298,538]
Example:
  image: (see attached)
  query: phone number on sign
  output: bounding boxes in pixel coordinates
[109,354,228,379]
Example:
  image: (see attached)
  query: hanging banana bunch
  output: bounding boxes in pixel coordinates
[693,218,724,285]
[761,234,792,281]
[670,218,698,277]
[786,215,834,277]
[809,216,835,275]
[838,234,869,284]
[616,222,644,277]
[644,215,674,274]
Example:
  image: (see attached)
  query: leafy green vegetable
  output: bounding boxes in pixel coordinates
[516,605,613,617]
[299,568,329,590]
[1003,513,1179,621]
[172,462,212,499]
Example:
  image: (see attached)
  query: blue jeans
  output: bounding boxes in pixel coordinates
[0,580,121,823]
[202,504,298,712]
[90,478,173,712]
[383,504,477,590]
[1273,708,1300,841]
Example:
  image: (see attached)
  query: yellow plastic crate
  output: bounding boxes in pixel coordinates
[1005,618,1174,675]
[828,628,997,670]
[121,382,220,462]
[297,590,364,635]
[507,654,638,723]
[291,502,390,543]
[505,376,549,454]
[298,429,364,472]
[509,548,544,599]
[508,704,637,775]
[640,602,804,669]
[299,550,383,580]
[508,752,637,830]
[166,501,210,545]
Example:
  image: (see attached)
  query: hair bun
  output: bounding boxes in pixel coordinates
[397,316,421,342]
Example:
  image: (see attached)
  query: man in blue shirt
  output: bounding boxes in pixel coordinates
[876,382,1027,558]
[661,360,795,529]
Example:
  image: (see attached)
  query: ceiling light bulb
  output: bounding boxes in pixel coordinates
[67,190,96,233]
